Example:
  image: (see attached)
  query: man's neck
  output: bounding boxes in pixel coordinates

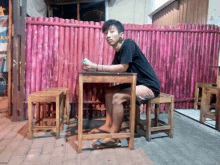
[113,41,124,52]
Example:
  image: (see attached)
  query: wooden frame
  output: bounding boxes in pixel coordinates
[28,91,65,139]
[194,82,216,110]
[44,87,70,125]
[78,72,137,153]
[136,93,174,141]
[200,86,220,131]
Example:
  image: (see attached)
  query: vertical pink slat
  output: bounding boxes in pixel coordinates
[36,17,44,92]
[167,26,173,95]
[172,26,177,108]
[31,17,38,93]
[212,26,220,83]
[190,24,197,108]
[58,18,65,87]
[53,17,59,87]
[63,19,70,88]
[41,17,49,90]
[187,24,193,108]
[88,21,94,101]
[139,25,143,51]
[47,17,55,88]
[68,19,75,100]
[26,17,32,100]
[73,20,79,103]
[83,21,90,101]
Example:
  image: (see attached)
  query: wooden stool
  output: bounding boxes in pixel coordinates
[200,86,220,131]
[44,87,70,125]
[136,93,174,141]
[28,91,64,139]
[194,82,216,109]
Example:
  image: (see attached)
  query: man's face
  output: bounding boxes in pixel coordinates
[104,25,123,46]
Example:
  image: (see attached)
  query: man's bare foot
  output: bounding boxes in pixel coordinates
[89,124,111,134]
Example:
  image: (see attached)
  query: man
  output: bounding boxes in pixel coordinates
[82,19,160,148]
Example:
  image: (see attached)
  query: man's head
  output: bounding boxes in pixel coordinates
[102,19,124,46]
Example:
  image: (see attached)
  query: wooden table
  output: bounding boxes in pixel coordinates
[78,72,137,153]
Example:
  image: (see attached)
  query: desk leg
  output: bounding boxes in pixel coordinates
[78,75,83,153]
[216,92,220,131]
[56,96,60,139]
[66,91,70,125]
[28,98,33,139]
[200,87,206,123]
[129,76,136,150]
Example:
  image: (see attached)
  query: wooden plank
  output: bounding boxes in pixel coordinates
[128,74,136,150]
[151,125,171,132]
[77,3,80,21]
[82,75,134,83]
[82,133,131,140]
[8,0,12,117]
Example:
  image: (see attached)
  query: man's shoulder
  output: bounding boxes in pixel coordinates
[124,38,136,47]
[125,38,135,43]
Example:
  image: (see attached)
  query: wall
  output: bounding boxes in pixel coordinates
[108,0,148,24]
[151,0,209,26]
[207,0,220,26]
[25,17,220,117]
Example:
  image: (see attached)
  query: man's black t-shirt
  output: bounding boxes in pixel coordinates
[112,38,160,97]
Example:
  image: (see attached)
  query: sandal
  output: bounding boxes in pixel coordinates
[91,138,121,149]
[88,128,110,134]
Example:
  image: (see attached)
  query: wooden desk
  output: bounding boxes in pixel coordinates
[78,72,137,153]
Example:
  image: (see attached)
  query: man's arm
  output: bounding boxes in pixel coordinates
[97,63,129,72]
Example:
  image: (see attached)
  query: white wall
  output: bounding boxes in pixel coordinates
[207,0,220,26]
[108,0,152,24]
[27,0,47,17]
[107,0,170,24]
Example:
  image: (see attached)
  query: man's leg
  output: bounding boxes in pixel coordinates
[110,92,131,133]
[89,86,122,133]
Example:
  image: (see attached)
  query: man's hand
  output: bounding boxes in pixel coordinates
[82,62,98,72]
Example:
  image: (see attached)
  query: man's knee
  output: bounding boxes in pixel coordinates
[112,93,127,105]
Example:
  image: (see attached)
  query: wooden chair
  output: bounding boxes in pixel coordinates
[135,93,174,141]
[194,82,216,110]
[28,90,64,139]
[200,86,220,131]
[44,87,70,125]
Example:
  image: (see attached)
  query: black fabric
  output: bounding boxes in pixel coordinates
[112,38,160,97]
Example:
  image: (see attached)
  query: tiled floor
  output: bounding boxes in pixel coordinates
[0,113,153,165]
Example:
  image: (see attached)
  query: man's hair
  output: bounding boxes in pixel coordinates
[102,19,124,33]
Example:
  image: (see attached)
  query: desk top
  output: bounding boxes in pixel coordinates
[79,71,137,76]
[210,66,220,68]
[29,90,63,97]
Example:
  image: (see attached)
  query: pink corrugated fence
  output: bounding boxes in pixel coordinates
[25,17,220,117]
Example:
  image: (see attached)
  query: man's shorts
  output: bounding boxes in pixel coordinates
[118,84,155,105]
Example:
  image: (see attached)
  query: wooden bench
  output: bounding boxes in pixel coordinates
[200,86,220,131]
[28,90,64,139]
[194,82,216,110]
[44,87,70,125]
[135,93,174,141]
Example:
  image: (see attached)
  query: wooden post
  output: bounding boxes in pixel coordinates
[77,3,80,21]
[8,0,12,117]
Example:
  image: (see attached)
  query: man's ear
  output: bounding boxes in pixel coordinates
[120,32,124,40]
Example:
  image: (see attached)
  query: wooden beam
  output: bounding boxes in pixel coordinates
[77,3,80,21]
[48,0,104,5]
[8,0,12,117]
